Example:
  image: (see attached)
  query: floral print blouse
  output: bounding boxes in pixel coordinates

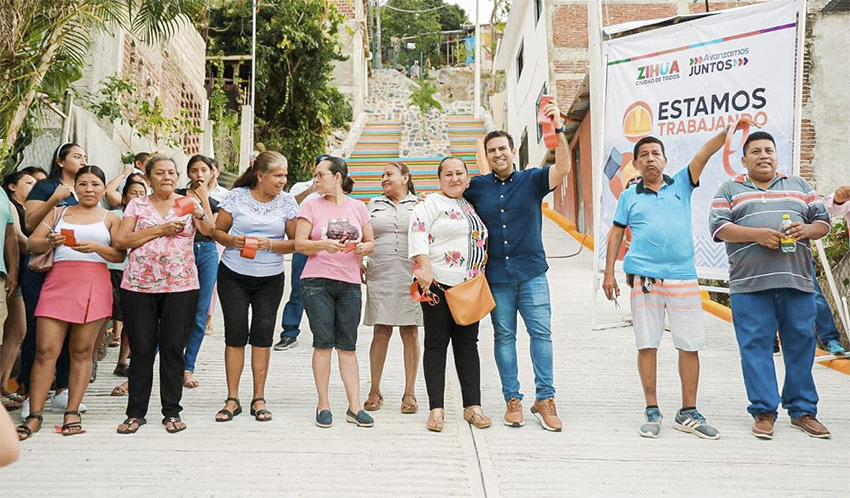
[408,193,488,286]
[120,195,199,293]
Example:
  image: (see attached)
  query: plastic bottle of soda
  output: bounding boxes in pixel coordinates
[779,214,796,253]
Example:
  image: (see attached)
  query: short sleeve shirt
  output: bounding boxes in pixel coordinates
[613,167,698,280]
[218,187,299,277]
[299,196,371,285]
[0,190,15,276]
[120,196,199,293]
[464,166,552,284]
[709,173,830,294]
[27,179,78,207]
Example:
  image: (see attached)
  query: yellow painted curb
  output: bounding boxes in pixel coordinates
[541,203,594,250]
[698,291,848,375]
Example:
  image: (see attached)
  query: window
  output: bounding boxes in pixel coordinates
[516,40,524,82]
[519,128,529,171]
[535,83,548,143]
[534,0,543,25]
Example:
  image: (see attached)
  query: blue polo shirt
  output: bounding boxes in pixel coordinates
[464,166,552,284]
[612,166,698,280]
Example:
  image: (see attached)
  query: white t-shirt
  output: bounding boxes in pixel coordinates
[290,180,320,204]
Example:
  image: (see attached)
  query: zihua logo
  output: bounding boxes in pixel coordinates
[635,59,680,86]
[688,47,750,77]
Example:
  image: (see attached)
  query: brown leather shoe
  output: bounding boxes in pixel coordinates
[791,415,831,439]
[504,398,524,427]
[751,413,776,439]
[463,405,492,429]
[531,398,562,432]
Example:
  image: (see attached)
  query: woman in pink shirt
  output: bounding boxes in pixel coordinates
[825,185,850,233]
[295,157,375,429]
[113,156,215,435]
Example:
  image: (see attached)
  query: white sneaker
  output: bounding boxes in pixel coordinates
[50,390,87,413]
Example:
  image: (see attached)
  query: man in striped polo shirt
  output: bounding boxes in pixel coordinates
[710,131,831,440]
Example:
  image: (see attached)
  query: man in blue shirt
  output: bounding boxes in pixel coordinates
[602,123,744,440]
[463,101,572,431]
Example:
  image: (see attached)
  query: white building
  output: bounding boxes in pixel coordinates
[493,0,550,171]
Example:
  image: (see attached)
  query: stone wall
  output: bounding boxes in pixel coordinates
[401,108,449,157]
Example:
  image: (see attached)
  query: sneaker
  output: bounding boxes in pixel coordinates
[751,412,776,440]
[463,405,492,429]
[50,390,87,413]
[273,336,298,351]
[639,407,663,438]
[531,398,562,432]
[791,414,831,439]
[673,408,720,440]
[504,398,524,427]
[346,409,374,428]
[315,409,333,428]
[826,340,846,355]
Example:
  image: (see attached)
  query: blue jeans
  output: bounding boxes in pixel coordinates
[184,241,219,372]
[280,252,308,339]
[489,272,555,401]
[812,268,840,344]
[730,289,818,419]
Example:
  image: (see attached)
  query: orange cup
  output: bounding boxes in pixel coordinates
[60,229,76,247]
[241,237,259,259]
[173,196,195,217]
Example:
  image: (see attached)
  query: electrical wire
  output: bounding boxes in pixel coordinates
[546,234,589,259]
[381,2,449,14]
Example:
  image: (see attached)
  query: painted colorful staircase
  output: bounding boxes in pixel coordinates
[347,116,484,201]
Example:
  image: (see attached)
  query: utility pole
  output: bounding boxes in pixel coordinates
[474,0,481,118]
[375,1,383,68]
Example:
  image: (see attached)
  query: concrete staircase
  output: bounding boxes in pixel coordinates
[347,116,487,201]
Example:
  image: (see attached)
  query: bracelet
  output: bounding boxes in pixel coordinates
[555,127,566,134]
[196,212,207,221]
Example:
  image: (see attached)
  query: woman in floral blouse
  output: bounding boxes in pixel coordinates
[114,156,215,435]
[408,156,490,432]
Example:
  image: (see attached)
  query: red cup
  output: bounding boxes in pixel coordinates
[723,116,752,177]
[173,196,195,217]
[241,237,259,259]
[60,228,76,247]
[537,95,558,149]
[344,242,357,254]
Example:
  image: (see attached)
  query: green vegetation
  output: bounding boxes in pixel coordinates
[0,0,205,172]
[380,0,468,67]
[205,0,352,183]
[409,78,442,114]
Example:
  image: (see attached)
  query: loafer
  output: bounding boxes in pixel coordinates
[315,409,333,428]
[791,415,831,439]
[346,409,374,428]
[751,413,776,440]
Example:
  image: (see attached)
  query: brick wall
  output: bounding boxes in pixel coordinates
[334,0,356,19]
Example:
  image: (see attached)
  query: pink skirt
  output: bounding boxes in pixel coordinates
[35,261,112,324]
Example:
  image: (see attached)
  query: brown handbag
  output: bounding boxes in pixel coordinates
[27,206,67,273]
[443,272,496,326]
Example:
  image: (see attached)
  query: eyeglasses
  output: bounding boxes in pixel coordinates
[313,171,333,180]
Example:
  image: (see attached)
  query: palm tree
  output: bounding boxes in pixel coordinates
[0,0,205,167]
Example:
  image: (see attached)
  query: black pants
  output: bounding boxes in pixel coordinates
[19,263,69,392]
[217,263,285,348]
[421,285,481,410]
[121,289,198,419]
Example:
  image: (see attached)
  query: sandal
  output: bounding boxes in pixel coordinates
[17,413,43,441]
[113,362,129,377]
[117,417,146,434]
[89,362,98,384]
[215,397,242,422]
[364,392,383,412]
[109,334,121,347]
[57,410,85,436]
[162,416,186,434]
[426,408,444,432]
[1,396,22,411]
[111,381,129,397]
[250,397,272,422]
[401,394,418,414]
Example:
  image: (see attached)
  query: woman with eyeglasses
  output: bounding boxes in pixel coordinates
[408,156,490,433]
[295,156,375,429]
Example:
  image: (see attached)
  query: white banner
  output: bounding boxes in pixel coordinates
[598,0,799,280]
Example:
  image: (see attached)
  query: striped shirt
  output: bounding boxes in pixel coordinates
[709,173,830,294]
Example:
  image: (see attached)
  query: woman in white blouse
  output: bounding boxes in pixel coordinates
[408,156,491,432]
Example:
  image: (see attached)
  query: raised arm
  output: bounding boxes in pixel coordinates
[547,103,573,190]
[688,119,748,184]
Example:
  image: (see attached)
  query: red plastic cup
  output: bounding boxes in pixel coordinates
[173,196,195,217]
[537,95,558,149]
[241,236,259,259]
[60,228,76,247]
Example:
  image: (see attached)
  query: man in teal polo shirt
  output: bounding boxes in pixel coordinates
[603,122,744,439]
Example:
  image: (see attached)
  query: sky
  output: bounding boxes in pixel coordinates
[453,0,496,25]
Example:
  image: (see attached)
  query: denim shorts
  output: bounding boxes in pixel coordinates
[302,277,362,351]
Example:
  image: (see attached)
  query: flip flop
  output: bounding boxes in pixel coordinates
[111,382,129,397]
[1,397,22,411]
[162,416,186,434]
[117,417,146,434]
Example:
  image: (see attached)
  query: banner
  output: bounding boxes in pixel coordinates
[598,0,799,280]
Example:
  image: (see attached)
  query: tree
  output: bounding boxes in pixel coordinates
[206,0,350,183]
[0,0,205,170]
[380,0,469,67]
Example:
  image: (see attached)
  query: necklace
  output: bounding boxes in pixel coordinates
[746,175,771,203]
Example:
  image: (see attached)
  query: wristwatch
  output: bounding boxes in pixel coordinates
[555,127,566,134]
